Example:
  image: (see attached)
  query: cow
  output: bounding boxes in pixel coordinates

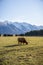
[0,34,1,36]
[18,37,28,45]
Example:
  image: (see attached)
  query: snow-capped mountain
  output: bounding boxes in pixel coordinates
[0,21,43,34]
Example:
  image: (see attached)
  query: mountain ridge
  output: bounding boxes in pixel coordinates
[0,21,43,34]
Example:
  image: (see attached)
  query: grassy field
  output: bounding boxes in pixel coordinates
[0,36,43,65]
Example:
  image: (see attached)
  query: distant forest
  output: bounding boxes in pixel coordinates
[0,30,43,36]
[19,30,43,36]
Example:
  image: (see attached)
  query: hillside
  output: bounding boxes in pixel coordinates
[0,21,43,34]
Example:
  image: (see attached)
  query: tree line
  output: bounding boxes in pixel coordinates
[0,30,43,36]
[19,30,43,36]
[0,34,13,36]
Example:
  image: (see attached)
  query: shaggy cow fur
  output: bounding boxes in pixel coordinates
[18,37,28,45]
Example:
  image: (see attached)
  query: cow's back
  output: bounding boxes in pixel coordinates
[18,38,26,42]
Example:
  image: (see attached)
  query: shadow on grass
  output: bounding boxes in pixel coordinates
[0,44,22,55]
[4,44,22,47]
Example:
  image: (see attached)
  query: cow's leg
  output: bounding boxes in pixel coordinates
[20,42,22,45]
[26,42,28,45]
[23,42,24,45]
[19,42,21,45]
[18,41,20,45]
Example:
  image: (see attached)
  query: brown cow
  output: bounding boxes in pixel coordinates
[18,37,28,45]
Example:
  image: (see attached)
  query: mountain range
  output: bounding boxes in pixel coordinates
[0,21,43,34]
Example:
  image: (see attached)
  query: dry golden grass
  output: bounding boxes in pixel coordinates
[0,36,43,65]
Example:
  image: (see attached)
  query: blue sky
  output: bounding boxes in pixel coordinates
[0,0,43,25]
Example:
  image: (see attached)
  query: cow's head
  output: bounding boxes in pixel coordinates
[26,42,28,45]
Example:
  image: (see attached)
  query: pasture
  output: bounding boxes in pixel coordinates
[0,36,43,65]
